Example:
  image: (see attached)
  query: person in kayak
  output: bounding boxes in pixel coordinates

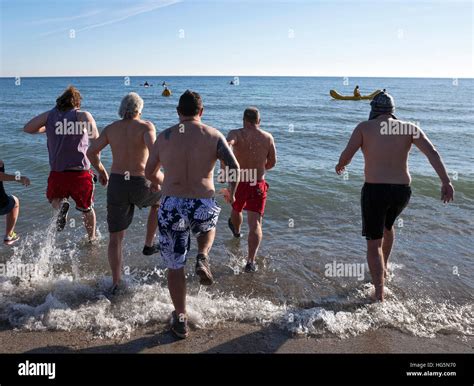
[354,85,361,98]
[0,160,30,245]
[335,91,454,302]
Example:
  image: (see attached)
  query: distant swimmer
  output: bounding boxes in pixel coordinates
[145,90,239,339]
[162,81,167,87]
[230,80,235,85]
[335,91,454,302]
[162,86,171,97]
[224,107,277,273]
[0,160,30,245]
[24,86,99,241]
[87,92,163,294]
[353,85,361,98]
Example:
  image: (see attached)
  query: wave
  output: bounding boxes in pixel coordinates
[0,221,471,340]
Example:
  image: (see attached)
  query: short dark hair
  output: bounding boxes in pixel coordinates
[177,90,203,116]
[56,85,82,111]
[243,107,260,124]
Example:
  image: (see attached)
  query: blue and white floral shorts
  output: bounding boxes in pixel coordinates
[158,196,221,269]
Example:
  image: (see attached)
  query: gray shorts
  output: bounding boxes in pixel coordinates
[107,173,161,233]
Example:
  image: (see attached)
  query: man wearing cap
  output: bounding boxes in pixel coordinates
[335,91,454,301]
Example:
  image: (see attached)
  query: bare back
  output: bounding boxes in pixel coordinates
[228,127,275,180]
[157,121,221,198]
[105,119,155,176]
[360,117,414,184]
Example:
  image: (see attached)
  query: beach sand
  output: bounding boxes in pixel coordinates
[1,322,472,354]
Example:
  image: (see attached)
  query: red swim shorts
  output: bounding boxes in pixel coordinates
[232,180,269,216]
[46,170,95,212]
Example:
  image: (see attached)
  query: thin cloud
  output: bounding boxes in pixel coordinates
[39,0,180,37]
[31,10,103,25]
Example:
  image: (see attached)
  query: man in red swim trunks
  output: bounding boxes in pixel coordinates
[225,107,277,272]
[23,86,99,241]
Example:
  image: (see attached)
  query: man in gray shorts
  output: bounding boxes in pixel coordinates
[87,92,163,292]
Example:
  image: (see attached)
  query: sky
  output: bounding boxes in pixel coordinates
[0,0,472,78]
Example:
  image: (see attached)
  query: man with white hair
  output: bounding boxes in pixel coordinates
[88,92,164,293]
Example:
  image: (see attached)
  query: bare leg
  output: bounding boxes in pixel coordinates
[230,209,243,234]
[145,205,159,247]
[382,227,395,278]
[51,198,62,210]
[197,228,216,255]
[167,268,186,315]
[5,196,19,237]
[367,239,385,302]
[83,208,96,241]
[108,231,125,286]
[247,211,263,263]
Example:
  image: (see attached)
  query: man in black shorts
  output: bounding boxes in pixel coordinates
[0,160,30,245]
[335,91,454,301]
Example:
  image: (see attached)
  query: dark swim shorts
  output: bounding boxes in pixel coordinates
[0,194,15,216]
[158,196,221,269]
[107,173,161,232]
[361,183,411,240]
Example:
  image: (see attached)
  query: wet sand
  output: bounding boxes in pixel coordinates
[1,323,472,354]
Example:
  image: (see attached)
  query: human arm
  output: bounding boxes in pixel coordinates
[78,111,99,140]
[413,127,454,203]
[217,133,240,204]
[144,123,164,188]
[0,161,30,186]
[265,134,277,170]
[86,127,109,186]
[23,111,50,134]
[336,124,362,174]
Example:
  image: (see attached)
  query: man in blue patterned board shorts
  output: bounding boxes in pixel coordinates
[146,90,240,339]
[159,197,221,270]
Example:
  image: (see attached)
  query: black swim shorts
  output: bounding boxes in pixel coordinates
[361,183,411,240]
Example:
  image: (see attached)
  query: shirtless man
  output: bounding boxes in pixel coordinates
[87,92,163,292]
[145,90,239,339]
[225,107,277,273]
[24,86,98,241]
[335,91,454,301]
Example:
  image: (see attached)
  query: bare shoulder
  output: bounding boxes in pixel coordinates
[201,123,221,137]
[77,110,94,121]
[139,119,156,131]
[157,123,180,142]
[259,128,275,143]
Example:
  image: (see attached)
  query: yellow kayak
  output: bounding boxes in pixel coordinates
[330,89,381,100]
[162,89,172,97]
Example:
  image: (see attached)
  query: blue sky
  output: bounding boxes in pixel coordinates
[0,0,472,77]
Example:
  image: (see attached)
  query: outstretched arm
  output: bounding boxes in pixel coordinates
[336,124,362,174]
[23,111,50,134]
[217,133,240,204]
[413,127,454,203]
[0,161,30,186]
[86,127,109,186]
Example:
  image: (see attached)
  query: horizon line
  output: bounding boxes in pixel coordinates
[1,75,473,80]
